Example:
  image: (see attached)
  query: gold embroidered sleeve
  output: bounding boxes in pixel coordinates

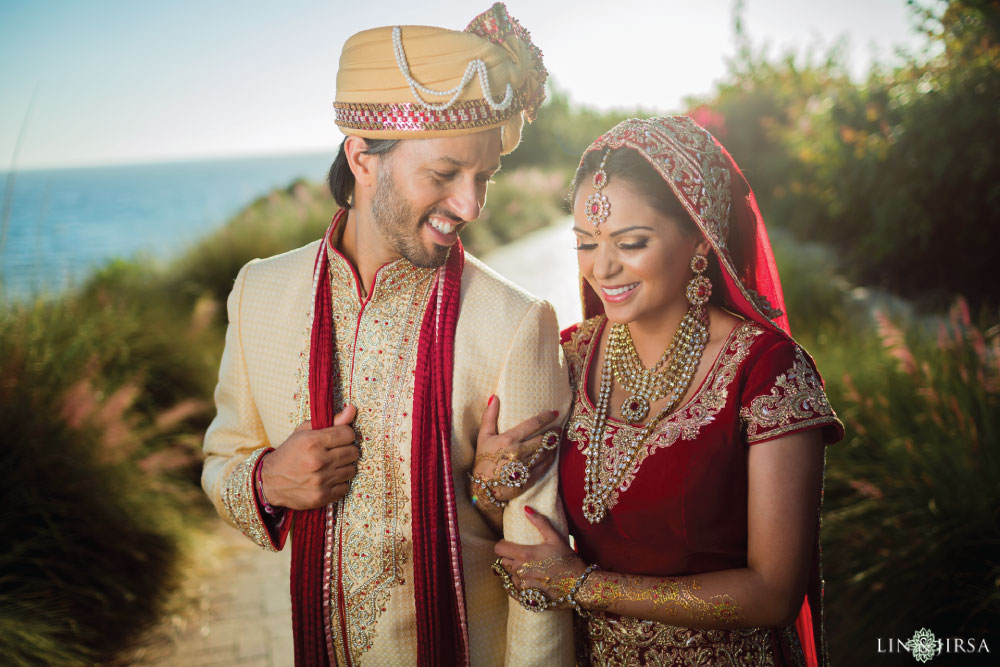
[740,345,843,444]
[561,315,604,392]
[220,446,279,552]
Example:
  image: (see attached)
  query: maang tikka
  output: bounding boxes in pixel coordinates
[584,149,612,235]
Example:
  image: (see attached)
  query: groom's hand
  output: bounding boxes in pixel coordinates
[260,404,359,510]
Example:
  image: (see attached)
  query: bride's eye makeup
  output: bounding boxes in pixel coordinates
[618,239,649,250]
[574,241,597,251]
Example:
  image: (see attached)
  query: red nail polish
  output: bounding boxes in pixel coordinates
[487,394,496,406]
[524,506,536,516]
[552,409,559,417]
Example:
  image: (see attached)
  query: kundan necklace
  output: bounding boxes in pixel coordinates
[582,257,712,525]
[609,311,708,424]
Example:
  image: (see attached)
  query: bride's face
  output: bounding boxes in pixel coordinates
[573,178,709,327]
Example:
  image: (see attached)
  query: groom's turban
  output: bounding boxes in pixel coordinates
[334,2,547,155]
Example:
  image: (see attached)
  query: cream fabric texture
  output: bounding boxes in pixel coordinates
[202,239,574,665]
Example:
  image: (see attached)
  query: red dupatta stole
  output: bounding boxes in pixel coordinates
[290,212,470,666]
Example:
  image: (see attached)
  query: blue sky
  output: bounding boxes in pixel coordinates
[1,0,926,169]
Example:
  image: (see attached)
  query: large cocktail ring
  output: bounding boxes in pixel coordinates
[537,429,560,452]
[496,460,530,488]
[517,588,551,612]
[480,429,560,492]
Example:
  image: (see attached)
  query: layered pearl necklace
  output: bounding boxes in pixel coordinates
[582,315,709,524]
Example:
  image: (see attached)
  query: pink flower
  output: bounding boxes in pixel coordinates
[688,105,727,138]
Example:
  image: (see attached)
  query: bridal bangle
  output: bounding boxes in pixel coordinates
[469,474,508,510]
[493,557,600,614]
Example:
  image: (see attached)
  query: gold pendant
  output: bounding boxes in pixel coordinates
[620,394,649,423]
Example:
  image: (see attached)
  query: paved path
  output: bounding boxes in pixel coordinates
[482,218,583,330]
[132,222,581,666]
[132,523,293,667]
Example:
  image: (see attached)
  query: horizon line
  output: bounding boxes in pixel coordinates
[4,145,343,174]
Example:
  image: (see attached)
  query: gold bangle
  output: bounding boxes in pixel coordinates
[469,473,507,510]
[492,557,599,614]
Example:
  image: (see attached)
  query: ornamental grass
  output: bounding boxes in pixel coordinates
[772,232,999,662]
[0,287,215,665]
[820,300,999,663]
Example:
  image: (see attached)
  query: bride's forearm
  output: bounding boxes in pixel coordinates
[576,567,801,630]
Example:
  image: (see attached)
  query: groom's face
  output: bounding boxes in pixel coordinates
[369,129,502,268]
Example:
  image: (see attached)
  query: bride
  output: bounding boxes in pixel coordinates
[480,116,844,666]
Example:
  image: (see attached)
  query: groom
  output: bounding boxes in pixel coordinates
[201,4,573,665]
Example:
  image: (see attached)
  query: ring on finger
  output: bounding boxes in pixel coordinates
[538,429,560,452]
[524,429,560,469]
[496,460,530,488]
[493,558,547,611]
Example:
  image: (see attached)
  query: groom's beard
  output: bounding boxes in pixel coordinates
[370,163,452,269]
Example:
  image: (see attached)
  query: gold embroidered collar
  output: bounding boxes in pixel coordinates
[325,238,436,305]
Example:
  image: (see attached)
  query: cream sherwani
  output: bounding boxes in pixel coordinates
[202,234,574,665]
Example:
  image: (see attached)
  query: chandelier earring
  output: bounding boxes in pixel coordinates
[686,254,712,317]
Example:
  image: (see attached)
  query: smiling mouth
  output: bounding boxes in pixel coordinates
[602,282,640,297]
[428,216,460,235]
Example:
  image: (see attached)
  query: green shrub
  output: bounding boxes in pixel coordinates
[688,1,1000,308]
[503,85,646,173]
[816,299,1000,662]
[167,179,334,306]
[463,167,570,256]
[769,228,860,343]
[767,228,999,660]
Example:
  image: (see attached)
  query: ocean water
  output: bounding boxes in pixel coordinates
[0,152,336,298]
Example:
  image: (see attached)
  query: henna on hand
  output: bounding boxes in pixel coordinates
[576,571,743,624]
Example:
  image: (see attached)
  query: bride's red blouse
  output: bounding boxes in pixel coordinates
[559,315,844,578]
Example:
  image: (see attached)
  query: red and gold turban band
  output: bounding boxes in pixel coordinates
[334,2,547,155]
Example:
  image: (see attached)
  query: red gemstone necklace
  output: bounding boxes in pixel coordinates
[581,315,708,524]
[609,313,708,423]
